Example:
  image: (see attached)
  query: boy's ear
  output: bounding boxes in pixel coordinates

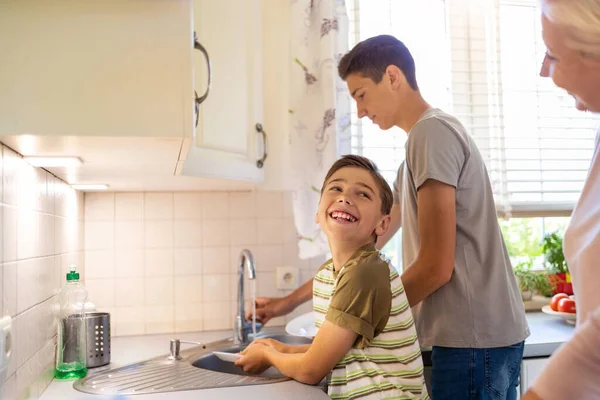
[315,211,319,224]
[374,214,391,238]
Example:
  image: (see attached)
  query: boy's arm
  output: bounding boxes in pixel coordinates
[401,179,456,307]
[264,320,357,385]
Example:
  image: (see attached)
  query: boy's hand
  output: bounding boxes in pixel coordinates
[235,342,273,374]
[251,338,288,353]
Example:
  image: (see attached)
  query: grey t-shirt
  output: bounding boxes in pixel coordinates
[396,108,530,348]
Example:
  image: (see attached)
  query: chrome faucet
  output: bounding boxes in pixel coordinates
[235,249,262,344]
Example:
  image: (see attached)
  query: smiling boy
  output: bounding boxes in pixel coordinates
[235,155,429,399]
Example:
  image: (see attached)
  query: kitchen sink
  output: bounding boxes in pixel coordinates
[73,329,313,396]
[192,333,312,377]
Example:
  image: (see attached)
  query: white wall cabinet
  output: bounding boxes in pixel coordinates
[0,0,287,190]
[181,0,267,182]
[0,0,194,140]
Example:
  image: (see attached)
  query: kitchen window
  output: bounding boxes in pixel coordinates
[346,0,599,266]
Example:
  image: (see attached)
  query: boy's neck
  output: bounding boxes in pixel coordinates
[394,92,432,134]
[330,240,374,272]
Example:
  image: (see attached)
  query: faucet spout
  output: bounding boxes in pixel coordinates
[235,249,261,344]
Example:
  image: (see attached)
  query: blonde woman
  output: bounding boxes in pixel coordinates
[523,1,600,399]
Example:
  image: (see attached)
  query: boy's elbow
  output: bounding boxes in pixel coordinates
[295,368,327,385]
[433,261,454,287]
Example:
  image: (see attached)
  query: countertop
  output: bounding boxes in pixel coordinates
[40,311,574,400]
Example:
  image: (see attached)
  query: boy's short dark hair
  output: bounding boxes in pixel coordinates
[338,34,418,90]
[321,154,393,215]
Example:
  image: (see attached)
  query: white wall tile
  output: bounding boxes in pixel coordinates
[41,173,55,215]
[86,279,115,308]
[202,274,231,303]
[85,250,115,279]
[145,305,173,334]
[115,220,143,249]
[283,243,311,269]
[201,193,229,219]
[2,147,20,206]
[145,277,173,306]
[229,219,257,246]
[39,213,55,257]
[283,191,294,218]
[3,374,16,400]
[174,220,202,248]
[201,220,230,246]
[283,217,298,244]
[3,262,17,317]
[145,249,173,277]
[256,272,278,298]
[2,205,17,262]
[203,301,231,331]
[114,306,145,336]
[85,221,114,250]
[145,220,173,248]
[257,218,285,245]
[174,193,202,219]
[17,209,38,260]
[252,244,284,272]
[115,249,144,278]
[173,249,202,276]
[115,193,143,220]
[144,193,173,220]
[16,259,38,314]
[115,278,144,307]
[84,193,115,221]
[175,303,203,332]
[201,246,230,275]
[83,190,300,337]
[174,276,203,305]
[229,192,256,219]
[255,191,284,218]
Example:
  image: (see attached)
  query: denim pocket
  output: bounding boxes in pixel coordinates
[484,342,524,399]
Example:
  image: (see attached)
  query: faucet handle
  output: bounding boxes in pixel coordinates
[168,339,206,360]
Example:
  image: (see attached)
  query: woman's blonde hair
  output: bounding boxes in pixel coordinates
[541,0,600,57]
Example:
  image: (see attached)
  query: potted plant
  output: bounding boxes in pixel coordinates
[514,260,554,301]
[541,232,573,295]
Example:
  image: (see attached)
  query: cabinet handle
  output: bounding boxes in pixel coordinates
[194,32,212,127]
[256,123,268,169]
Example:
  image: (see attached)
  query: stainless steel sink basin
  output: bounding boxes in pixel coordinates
[73,329,313,396]
[192,334,312,377]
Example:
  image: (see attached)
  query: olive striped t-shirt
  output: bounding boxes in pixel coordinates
[313,244,429,399]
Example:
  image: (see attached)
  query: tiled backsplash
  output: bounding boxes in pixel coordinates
[1,145,85,400]
[84,191,324,337]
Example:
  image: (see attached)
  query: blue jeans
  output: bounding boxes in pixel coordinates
[431,341,524,400]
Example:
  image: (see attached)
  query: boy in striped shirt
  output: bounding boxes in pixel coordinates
[236,155,429,399]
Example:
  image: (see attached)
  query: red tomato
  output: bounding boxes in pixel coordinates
[557,298,576,314]
[550,293,569,311]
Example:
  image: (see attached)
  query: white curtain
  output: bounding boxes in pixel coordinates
[288,0,351,259]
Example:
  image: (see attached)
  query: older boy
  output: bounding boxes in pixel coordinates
[236,155,429,399]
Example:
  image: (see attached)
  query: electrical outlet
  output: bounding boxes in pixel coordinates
[276,266,300,290]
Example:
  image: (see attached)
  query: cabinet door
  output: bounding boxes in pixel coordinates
[182,0,265,182]
[520,358,549,395]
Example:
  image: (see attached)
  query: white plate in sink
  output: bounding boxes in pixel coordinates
[213,351,242,362]
[285,312,318,338]
[213,351,283,377]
